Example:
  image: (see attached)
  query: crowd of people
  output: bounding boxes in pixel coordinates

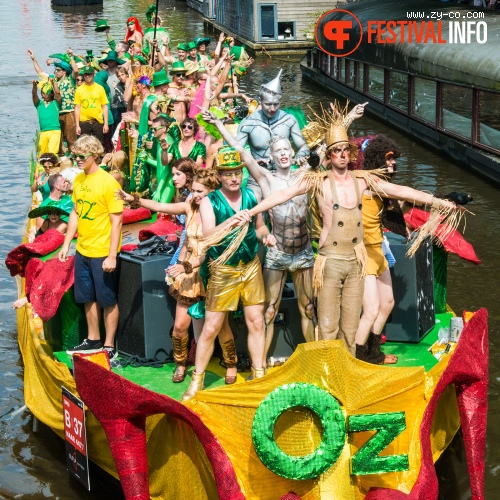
[24,5,459,399]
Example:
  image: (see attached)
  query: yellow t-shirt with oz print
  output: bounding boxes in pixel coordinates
[74,82,108,123]
[72,168,123,258]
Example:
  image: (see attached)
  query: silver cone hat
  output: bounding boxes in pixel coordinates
[261,69,282,95]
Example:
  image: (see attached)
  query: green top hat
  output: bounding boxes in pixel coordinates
[230,45,246,61]
[95,19,110,32]
[158,113,176,123]
[28,202,69,219]
[177,43,189,52]
[98,50,126,65]
[194,36,211,47]
[187,41,197,51]
[152,70,170,86]
[133,55,148,65]
[169,61,187,75]
[214,146,244,170]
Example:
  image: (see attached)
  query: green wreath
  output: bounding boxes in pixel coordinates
[252,383,346,480]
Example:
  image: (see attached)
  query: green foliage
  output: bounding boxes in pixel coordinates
[301,10,329,40]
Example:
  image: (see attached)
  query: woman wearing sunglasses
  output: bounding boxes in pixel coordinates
[170,118,206,167]
[117,165,238,384]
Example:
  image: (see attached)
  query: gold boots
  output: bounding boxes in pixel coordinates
[182,371,205,401]
[220,339,238,385]
[247,367,266,381]
[172,334,190,383]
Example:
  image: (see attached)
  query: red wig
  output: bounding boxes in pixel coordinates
[125,17,144,42]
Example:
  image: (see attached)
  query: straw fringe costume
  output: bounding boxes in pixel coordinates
[204,188,265,312]
[168,209,205,306]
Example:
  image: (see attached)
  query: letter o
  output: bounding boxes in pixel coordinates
[252,383,346,480]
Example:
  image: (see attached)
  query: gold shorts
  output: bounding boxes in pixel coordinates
[205,256,265,312]
[365,244,388,277]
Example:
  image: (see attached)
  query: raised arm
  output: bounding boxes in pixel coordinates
[27,49,49,79]
[373,180,455,209]
[117,189,190,215]
[201,108,270,190]
[31,80,39,106]
[289,116,310,159]
[249,180,307,217]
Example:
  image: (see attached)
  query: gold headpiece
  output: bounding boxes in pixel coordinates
[309,101,358,160]
[302,121,324,150]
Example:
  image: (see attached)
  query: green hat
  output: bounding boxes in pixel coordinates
[158,113,176,123]
[82,65,94,74]
[214,147,244,170]
[230,45,246,61]
[234,66,247,77]
[194,36,211,47]
[98,50,126,65]
[28,202,69,219]
[169,61,187,75]
[54,61,72,74]
[177,43,189,52]
[95,19,110,32]
[152,70,170,86]
[133,55,148,65]
[187,41,197,51]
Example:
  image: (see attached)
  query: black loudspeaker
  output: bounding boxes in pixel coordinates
[229,283,306,360]
[385,232,435,342]
[116,253,176,357]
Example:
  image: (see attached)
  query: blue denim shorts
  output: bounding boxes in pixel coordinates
[74,251,119,308]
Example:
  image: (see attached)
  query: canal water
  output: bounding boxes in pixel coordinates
[0,0,498,498]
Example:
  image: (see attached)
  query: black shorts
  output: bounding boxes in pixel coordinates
[74,251,119,308]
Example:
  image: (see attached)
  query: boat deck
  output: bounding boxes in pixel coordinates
[53,312,453,401]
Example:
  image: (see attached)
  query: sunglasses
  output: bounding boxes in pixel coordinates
[181,124,193,130]
[151,126,165,131]
[47,211,60,216]
[174,73,185,78]
[54,68,64,72]
[221,171,242,179]
[72,153,93,161]
[76,78,84,82]
[84,73,93,77]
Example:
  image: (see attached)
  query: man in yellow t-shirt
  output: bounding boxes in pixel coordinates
[59,135,122,364]
[74,66,109,145]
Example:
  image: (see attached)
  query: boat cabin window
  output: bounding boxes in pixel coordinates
[330,56,337,79]
[413,77,436,125]
[477,90,500,150]
[441,84,473,140]
[388,71,408,112]
[339,58,345,83]
[366,66,384,101]
[355,62,364,92]
[346,60,354,87]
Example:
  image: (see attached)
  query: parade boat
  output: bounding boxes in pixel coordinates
[301,0,500,185]
[12,190,488,499]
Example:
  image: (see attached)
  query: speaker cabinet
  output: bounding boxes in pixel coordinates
[229,283,306,359]
[385,232,435,342]
[116,253,175,357]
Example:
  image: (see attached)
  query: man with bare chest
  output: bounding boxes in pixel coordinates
[204,109,316,362]
[166,61,191,123]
